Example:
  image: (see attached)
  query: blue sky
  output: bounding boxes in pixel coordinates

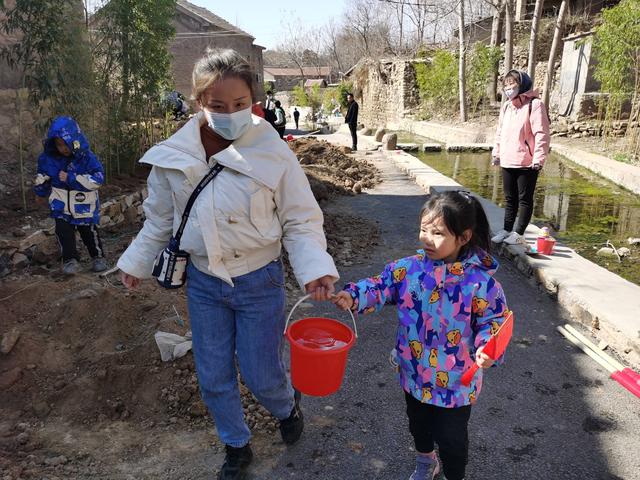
[191,0,347,49]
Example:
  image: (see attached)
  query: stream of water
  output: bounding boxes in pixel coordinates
[409,147,640,285]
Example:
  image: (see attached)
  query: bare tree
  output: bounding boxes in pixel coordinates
[323,19,344,73]
[278,19,311,84]
[346,0,378,56]
[458,0,467,121]
[504,0,514,74]
[488,0,504,101]
[527,0,544,85]
[542,0,567,107]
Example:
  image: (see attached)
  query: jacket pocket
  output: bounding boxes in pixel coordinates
[70,190,98,219]
[524,139,532,157]
[249,187,275,236]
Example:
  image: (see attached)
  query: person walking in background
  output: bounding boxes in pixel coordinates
[345,93,359,151]
[34,116,108,275]
[274,100,287,139]
[264,90,277,128]
[117,49,338,480]
[293,107,300,130]
[491,70,550,247]
[332,191,509,480]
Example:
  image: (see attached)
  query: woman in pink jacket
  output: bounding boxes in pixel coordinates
[491,70,550,246]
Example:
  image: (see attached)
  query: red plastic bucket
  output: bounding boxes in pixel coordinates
[537,236,556,255]
[284,295,357,397]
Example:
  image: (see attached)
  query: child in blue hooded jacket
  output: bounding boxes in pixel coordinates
[34,116,107,274]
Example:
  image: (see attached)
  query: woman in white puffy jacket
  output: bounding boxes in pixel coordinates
[117,49,338,480]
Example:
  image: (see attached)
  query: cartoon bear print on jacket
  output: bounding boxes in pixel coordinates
[343,248,508,408]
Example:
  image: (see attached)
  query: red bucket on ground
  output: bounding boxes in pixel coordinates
[536,236,556,255]
[284,295,357,397]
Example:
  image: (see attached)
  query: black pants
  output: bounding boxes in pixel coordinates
[348,123,357,149]
[405,392,471,480]
[294,118,299,130]
[501,167,539,235]
[276,125,286,139]
[55,218,104,262]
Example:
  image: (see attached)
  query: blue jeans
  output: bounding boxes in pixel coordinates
[186,260,294,447]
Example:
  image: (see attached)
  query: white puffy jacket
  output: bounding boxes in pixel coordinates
[117,112,339,288]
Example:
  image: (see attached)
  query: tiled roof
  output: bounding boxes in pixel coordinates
[177,0,254,39]
[264,66,332,77]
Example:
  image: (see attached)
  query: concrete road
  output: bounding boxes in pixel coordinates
[245,150,640,480]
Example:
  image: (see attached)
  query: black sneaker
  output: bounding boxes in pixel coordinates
[218,444,253,480]
[279,390,304,445]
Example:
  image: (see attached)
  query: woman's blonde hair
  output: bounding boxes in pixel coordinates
[192,48,254,102]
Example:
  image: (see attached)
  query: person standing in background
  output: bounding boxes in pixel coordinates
[293,107,300,130]
[345,93,359,151]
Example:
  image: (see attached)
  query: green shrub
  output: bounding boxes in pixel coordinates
[467,44,501,114]
[414,50,458,115]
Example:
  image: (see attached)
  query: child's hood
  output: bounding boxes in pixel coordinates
[44,116,90,156]
[418,248,499,286]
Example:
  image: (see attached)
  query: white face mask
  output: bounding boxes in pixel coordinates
[204,106,252,140]
[504,87,518,99]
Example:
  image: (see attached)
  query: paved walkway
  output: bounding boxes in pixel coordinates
[238,141,640,480]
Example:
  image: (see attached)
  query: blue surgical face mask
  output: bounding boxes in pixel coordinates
[204,106,253,140]
[504,87,518,99]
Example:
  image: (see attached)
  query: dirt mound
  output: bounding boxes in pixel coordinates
[290,138,381,200]
[0,202,380,478]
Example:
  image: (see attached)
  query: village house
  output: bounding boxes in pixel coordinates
[172,0,265,101]
[264,66,334,91]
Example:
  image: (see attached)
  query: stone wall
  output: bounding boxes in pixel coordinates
[352,60,421,128]
[0,188,148,277]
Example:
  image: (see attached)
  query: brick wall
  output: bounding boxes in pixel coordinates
[170,15,264,104]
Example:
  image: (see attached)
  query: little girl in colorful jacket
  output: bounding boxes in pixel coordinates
[333,190,510,480]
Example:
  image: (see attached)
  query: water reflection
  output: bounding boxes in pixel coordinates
[412,150,640,244]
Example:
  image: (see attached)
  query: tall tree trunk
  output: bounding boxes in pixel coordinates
[488,2,504,101]
[542,0,567,108]
[527,0,545,85]
[505,0,514,73]
[458,0,467,122]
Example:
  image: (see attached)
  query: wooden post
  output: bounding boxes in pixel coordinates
[542,0,567,108]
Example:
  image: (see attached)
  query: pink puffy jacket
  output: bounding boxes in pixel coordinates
[493,89,550,168]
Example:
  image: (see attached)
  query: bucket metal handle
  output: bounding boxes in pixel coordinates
[284,293,358,338]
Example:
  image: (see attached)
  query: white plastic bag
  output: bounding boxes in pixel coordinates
[154,330,193,362]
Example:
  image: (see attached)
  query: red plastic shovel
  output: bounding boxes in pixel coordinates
[557,325,640,398]
[461,311,514,387]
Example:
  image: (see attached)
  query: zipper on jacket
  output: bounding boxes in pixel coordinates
[524,139,532,156]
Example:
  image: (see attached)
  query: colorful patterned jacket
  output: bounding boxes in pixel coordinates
[343,248,508,408]
[33,116,104,225]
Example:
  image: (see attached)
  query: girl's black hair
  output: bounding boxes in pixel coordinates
[419,190,491,254]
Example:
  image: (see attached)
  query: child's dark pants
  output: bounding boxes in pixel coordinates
[405,392,471,480]
[55,218,104,262]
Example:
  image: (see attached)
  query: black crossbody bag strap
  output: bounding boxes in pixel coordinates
[174,163,224,244]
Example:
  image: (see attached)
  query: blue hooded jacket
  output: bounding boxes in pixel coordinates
[34,116,104,225]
